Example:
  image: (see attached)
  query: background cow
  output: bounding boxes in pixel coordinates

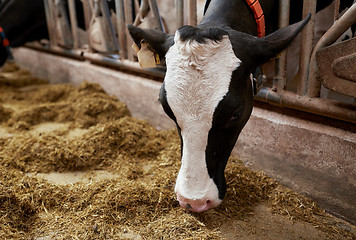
[0,0,48,66]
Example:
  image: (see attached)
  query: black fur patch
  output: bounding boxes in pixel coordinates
[178,25,228,43]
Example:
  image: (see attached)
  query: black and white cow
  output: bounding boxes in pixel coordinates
[128,0,311,212]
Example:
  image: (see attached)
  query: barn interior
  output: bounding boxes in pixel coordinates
[1,0,355,239]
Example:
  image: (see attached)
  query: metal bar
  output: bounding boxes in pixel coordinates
[307,3,356,98]
[255,87,356,123]
[116,0,128,59]
[148,0,165,32]
[124,0,134,61]
[25,42,86,61]
[99,0,119,51]
[188,0,197,26]
[133,0,149,26]
[43,0,56,47]
[273,0,290,93]
[25,42,165,79]
[134,0,140,15]
[296,0,316,96]
[176,0,184,29]
[334,0,340,22]
[82,0,92,30]
[68,0,79,49]
[56,0,74,48]
[84,52,166,79]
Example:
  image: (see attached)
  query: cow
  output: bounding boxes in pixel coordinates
[127,0,312,212]
[0,0,48,66]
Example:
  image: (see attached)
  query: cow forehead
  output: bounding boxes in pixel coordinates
[164,31,241,128]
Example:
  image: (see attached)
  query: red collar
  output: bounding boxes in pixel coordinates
[246,0,265,38]
[0,26,10,47]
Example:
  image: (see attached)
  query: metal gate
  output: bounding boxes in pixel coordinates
[37,0,356,123]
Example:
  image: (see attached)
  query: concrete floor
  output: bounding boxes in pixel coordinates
[12,47,356,225]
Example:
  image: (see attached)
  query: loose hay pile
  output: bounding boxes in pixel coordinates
[0,64,355,239]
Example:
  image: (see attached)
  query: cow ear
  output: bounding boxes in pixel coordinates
[127,24,174,60]
[253,14,311,65]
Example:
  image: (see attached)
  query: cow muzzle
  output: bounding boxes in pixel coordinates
[176,192,221,213]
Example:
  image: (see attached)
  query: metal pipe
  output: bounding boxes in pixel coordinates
[334,0,340,22]
[84,52,166,79]
[124,0,134,61]
[116,0,128,59]
[68,0,79,49]
[307,3,356,98]
[273,0,290,93]
[176,0,184,29]
[55,0,74,48]
[99,0,119,51]
[296,0,316,96]
[188,0,197,26]
[25,43,165,79]
[82,0,92,30]
[255,87,356,123]
[43,0,57,47]
[25,42,86,61]
[148,0,165,32]
[133,0,149,26]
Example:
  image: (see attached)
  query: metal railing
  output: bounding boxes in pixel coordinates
[38,0,356,123]
[255,0,356,123]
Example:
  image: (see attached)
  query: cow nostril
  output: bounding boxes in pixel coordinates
[186,203,192,210]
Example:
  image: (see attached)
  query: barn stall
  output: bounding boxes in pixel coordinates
[1,0,356,239]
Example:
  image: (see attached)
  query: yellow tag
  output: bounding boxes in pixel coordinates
[132,42,160,68]
[154,51,160,65]
[137,42,157,68]
[271,52,283,61]
[132,43,140,53]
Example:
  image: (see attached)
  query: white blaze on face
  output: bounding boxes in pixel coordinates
[164,31,241,202]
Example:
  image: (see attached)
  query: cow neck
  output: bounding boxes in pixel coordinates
[245,0,265,37]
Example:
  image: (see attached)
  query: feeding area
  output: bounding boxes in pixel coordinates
[0,64,355,239]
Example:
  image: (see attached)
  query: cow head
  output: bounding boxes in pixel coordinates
[128,15,310,212]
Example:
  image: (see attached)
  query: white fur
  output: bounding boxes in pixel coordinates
[164,31,241,202]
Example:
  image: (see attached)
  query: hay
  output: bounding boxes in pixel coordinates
[0,63,355,239]
[0,63,47,87]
